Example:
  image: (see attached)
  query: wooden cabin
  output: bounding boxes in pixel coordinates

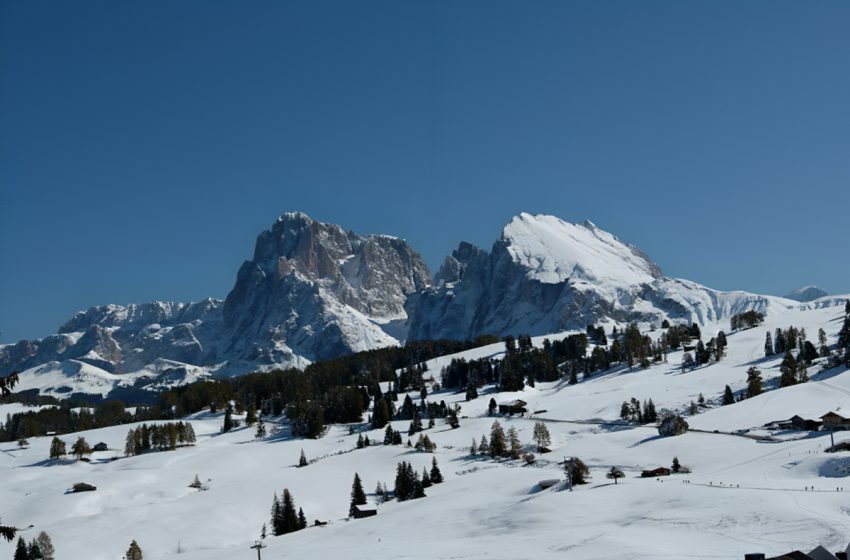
[498,399,528,415]
[821,412,850,431]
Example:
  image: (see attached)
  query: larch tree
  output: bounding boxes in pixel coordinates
[532,422,551,451]
[70,437,91,460]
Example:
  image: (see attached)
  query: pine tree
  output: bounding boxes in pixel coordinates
[270,493,282,535]
[49,437,66,460]
[764,331,774,357]
[488,398,497,416]
[383,424,394,445]
[532,422,551,451]
[470,438,478,456]
[722,385,734,405]
[372,399,390,430]
[35,532,54,560]
[357,433,365,449]
[27,538,41,560]
[261,524,267,540]
[422,467,432,488]
[298,508,307,530]
[774,328,786,354]
[746,366,763,397]
[125,540,143,560]
[489,421,506,458]
[430,457,443,483]
[818,328,830,357]
[222,405,233,433]
[672,456,681,473]
[245,403,257,425]
[14,537,27,560]
[412,470,426,499]
[349,473,367,517]
[780,351,798,387]
[255,420,266,439]
[507,426,522,459]
[279,489,300,534]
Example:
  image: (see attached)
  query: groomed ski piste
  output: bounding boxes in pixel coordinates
[2,300,850,560]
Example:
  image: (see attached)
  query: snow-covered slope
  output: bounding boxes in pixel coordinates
[2,302,850,560]
[406,213,803,341]
[785,285,830,302]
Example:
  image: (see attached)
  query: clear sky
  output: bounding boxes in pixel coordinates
[2,0,849,343]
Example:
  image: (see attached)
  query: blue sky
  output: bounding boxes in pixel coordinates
[2,0,849,342]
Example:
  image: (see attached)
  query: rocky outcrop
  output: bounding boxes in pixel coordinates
[220,212,431,363]
[1,212,431,390]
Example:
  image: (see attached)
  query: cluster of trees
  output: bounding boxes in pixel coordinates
[0,399,159,442]
[382,424,404,445]
[392,457,443,501]
[730,311,765,331]
[11,532,54,560]
[270,489,307,536]
[393,461,426,501]
[779,351,809,387]
[565,457,590,485]
[123,422,196,456]
[619,398,658,424]
[469,421,523,460]
[47,435,96,460]
[160,337,495,420]
[764,326,818,360]
[681,332,728,370]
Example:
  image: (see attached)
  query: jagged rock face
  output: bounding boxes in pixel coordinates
[222,212,431,363]
[406,213,781,340]
[1,212,432,384]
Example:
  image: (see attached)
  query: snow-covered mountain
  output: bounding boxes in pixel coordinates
[220,211,431,364]
[785,285,830,302]
[406,213,799,341]
[1,212,430,397]
[2,211,842,398]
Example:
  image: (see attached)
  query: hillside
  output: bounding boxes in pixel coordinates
[2,299,850,559]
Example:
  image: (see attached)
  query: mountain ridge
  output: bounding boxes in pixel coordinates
[2,211,845,399]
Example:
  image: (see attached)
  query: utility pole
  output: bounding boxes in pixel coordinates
[250,541,266,560]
